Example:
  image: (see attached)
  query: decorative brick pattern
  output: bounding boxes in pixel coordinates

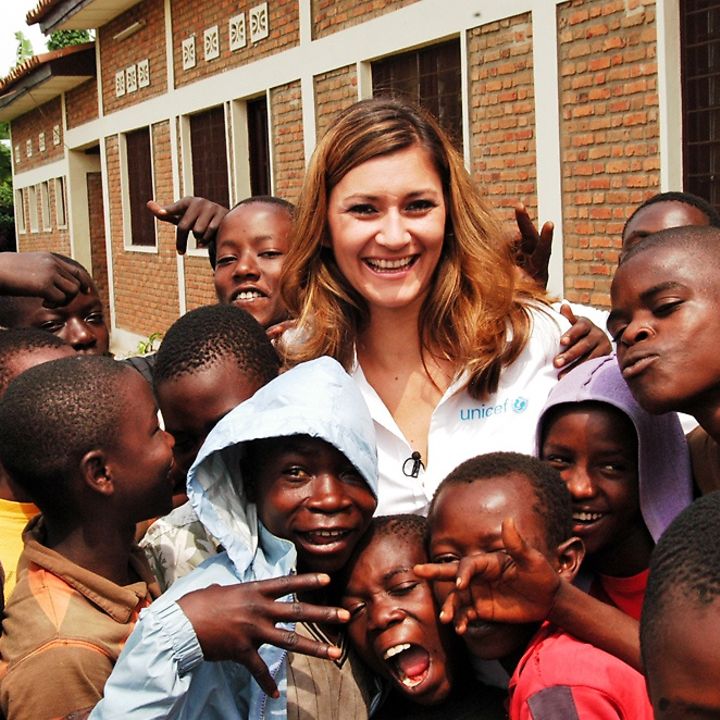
[270,80,304,203]
[172,0,298,88]
[558,0,659,307]
[11,98,64,171]
[312,0,419,39]
[105,126,180,336]
[468,13,537,228]
[314,64,357,141]
[65,78,99,130]
[99,0,167,114]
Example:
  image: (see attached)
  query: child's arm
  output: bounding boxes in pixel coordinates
[147,197,228,255]
[554,304,612,375]
[90,573,348,718]
[0,252,90,308]
[415,519,642,671]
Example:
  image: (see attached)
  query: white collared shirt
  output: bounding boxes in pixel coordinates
[352,306,570,516]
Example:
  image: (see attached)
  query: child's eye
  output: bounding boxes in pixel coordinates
[346,602,366,620]
[653,300,682,317]
[544,455,570,469]
[339,469,365,486]
[216,255,236,267]
[284,465,309,479]
[86,311,105,324]
[431,554,458,564]
[259,250,283,259]
[38,320,64,333]
[608,324,626,343]
[389,581,419,597]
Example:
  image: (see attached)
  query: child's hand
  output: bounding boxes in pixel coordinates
[176,573,349,698]
[0,252,90,308]
[511,202,553,289]
[415,519,562,633]
[147,197,228,254]
[554,303,612,375]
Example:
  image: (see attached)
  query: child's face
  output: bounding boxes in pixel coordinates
[428,474,551,662]
[609,245,720,415]
[250,435,376,573]
[14,284,109,355]
[541,405,641,558]
[622,201,710,251]
[341,533,454,706]
[213,204,291,329]
[156,360,265,476]
[109,371,176,520]
[645,597,720,719]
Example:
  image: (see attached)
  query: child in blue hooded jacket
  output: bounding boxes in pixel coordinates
[90,357,380,719]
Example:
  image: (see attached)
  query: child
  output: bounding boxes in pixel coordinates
[341,515,505,719]
[640,491,720,718]
[0,328,74,597]
[142,303,280,589]
[537,355,692,618]
[608,225,720,492]
[0,356,174,719]
[0,253,109,356]
[424,452,652,718]
[91,357,379,719]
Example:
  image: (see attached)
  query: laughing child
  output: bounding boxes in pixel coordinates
[0,356,175,719]
[141,303,280,590]
[91,357,379,719]
[341,515,505,719]
[424,452,652,719]
[537,355,693,618]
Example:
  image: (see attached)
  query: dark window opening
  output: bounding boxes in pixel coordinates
[190,106,230,207]
[126,127,155,247]
[372,38,462,151]
[247,96,271,196]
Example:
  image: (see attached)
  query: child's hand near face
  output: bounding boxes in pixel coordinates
[147,196,229,254]
[0,252,90,308]
[415,519,562,634]
[176,573,350,698]
[554,304,612,375]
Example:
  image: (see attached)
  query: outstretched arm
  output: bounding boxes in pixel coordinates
[147,197,228,255]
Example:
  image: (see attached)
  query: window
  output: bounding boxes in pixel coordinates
[28,186,38,233]
[40,181,51,231]
[681,0,720,210]
[55,177,67,228]
[189,106,229,207]
[125,127,156,247]
[372,38,462,149]
[15,190,25,233]
[247,96,270,196]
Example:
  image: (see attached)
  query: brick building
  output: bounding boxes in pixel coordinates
[0,0,705,349]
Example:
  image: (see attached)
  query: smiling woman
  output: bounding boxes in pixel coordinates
[280,97,569,515]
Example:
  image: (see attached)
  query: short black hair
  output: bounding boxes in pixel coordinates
[0,356,130,511]
[0,328,68,396]
[623,191,720,239]
[207,195,295,269]
[153,304,280,389]
[641,492,720,667]
[429,452,573,550]
[619,224,720,268]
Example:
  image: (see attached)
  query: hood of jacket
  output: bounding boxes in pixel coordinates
[186,356,379,576]
[535,355,692,542]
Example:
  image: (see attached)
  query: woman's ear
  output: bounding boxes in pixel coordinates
[80,449,115,497]
[555,536,585,583]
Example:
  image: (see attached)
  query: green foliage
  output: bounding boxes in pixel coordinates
[47,30,92,51]
[14,32,34,66]
[0,141,13,246]
[136,332,163,355]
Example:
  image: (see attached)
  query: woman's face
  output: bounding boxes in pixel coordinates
[327,145,446,315]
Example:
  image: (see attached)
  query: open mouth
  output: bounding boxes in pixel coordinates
[364,256,417,273]
[231,288,267,302]
[572,510,605,525]
[298,528,352,547]
[383,643,430,689]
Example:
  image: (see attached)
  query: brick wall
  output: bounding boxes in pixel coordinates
[558,0,659,307]
[185,255,217,309]
[468,13,537,230]
[16,181,71,254]
[11,99,64,172]
[314,65,357,141]
[270,80,305,203]
[312,0,419,39]
[66,78,99,130]
[99,0,167,115]
[105,124,180,336]
[171,0,299,89]
[87,171,111,321]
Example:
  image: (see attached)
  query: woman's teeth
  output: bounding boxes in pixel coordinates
[366,257,414,271]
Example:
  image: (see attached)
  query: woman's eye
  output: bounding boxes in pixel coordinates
[406,199,435,213]
[348,204,376,216]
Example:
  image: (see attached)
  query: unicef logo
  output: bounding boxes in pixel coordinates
[512,397,529,414]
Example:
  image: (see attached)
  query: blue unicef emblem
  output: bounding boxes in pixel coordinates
[512,397,528,414]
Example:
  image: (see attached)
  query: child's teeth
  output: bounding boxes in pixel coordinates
[573,511,603,522]
[235,290,263,300]
[383,643,410,660]
[402,676,423,688]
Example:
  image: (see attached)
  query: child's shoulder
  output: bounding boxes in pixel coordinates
[509,623,652,719]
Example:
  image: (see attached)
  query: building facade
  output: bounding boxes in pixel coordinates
[0,0,695,349]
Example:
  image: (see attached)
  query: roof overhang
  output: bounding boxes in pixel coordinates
[0,46,96,122]
[29,0,142,33]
